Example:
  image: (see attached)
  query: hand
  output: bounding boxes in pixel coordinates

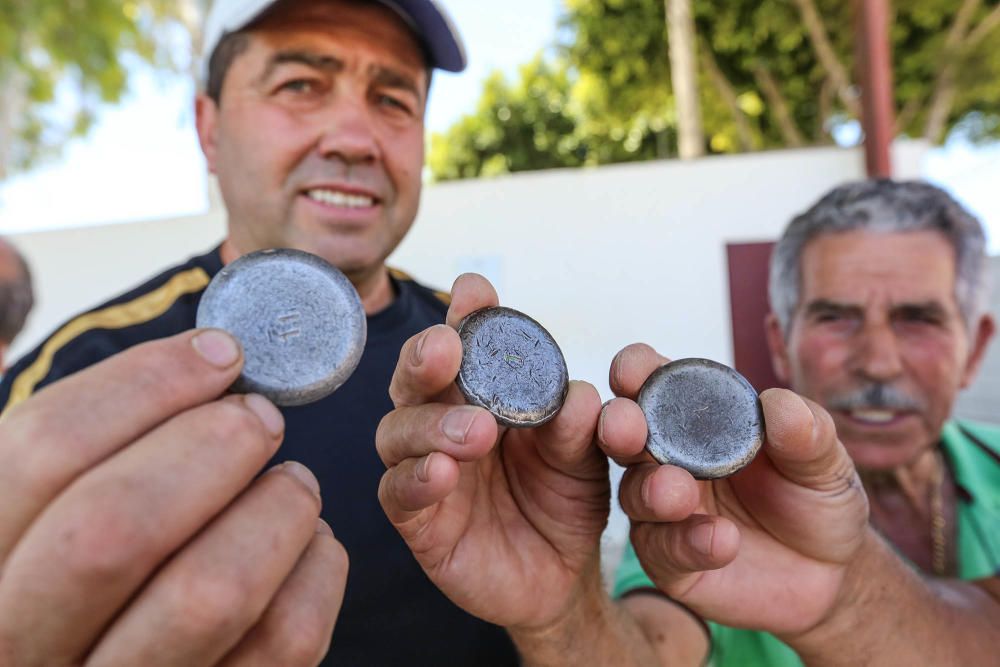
[376,274,608,633]
[600,344,869,638]
[0,330,348,667]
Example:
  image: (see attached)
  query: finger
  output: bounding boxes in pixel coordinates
[378,452,462,525]
[0,329,244,560]
[618,463,700,523]
[217,520,349,667]
[376,404,498,468]
[630,514,741,596]
[445,273,499,329]
[597,397,656,466]
[388,324,462,408]
[85,463,323,667]
[609,343,670,399]
[0,394,283,667]
[528,381,603,475]
[759,389,858,491]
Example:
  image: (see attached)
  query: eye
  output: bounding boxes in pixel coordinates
[277,79,321,95]
[377,93,413,114]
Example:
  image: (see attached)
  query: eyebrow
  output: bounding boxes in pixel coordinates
[803,299,862,318]
[803,299,950,321]
[261,50,345,81]
[260,50,425,104]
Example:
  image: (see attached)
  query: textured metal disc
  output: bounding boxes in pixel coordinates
[196,248,366,407]
[456,306,569,428]
[638,358,764,479]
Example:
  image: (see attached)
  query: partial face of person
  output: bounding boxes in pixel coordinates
[768,230,994,471]
[196,0,428,279]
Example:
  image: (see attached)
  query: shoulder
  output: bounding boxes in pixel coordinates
[948,419,1000,459]
[389,267,451,316]
[0,248,221,414]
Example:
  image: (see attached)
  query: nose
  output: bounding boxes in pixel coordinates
[852,319,904,382]
[316,96,379,166]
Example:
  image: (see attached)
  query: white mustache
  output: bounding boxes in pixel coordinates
[826,383,925,413]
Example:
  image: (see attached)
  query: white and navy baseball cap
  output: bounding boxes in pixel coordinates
[202,0,467,79]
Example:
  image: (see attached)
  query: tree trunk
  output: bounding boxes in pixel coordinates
[665,0,704,159]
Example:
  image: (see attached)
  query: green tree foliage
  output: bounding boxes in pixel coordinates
[0,0,201,179]
[430,0,1000,181]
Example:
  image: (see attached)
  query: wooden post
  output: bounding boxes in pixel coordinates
[855,0,894,178]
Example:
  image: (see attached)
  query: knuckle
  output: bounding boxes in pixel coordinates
[268,618,331,667]
[59,501,154,584]
[164,572,256,640]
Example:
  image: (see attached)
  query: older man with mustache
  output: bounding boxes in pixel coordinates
[610,178,1000,665]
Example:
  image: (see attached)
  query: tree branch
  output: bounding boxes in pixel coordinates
[965,3,1000,48]
[790,0,861,118]
[924,0,983,143]
[700,43,755,151]
[753,62,806,147]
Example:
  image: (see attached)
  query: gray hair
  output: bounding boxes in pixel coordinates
[0,242,33,344]
[769,179,990,335]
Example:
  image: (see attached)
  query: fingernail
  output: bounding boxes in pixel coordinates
[690,522,715,556]
[416,453,434,482]
[244,394,284,437]
[278,461,321,497]
[192,329,240,368]
[441,406,479,444]
[411,328,430,365]
[316,518,334,536]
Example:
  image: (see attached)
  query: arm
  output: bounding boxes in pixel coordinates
[790,530,1000,665]
[602,343,1000,665]
[0,331,346,666]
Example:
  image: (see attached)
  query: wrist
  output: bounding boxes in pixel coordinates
[506,560,618,666]
[781,528,892,663]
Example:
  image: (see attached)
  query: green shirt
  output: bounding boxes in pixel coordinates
[612,420,1000,667]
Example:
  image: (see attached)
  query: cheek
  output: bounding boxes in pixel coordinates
[901,337,966,398]
[219,105,318,180]
[384,130,425,199]
[792,332,849,390]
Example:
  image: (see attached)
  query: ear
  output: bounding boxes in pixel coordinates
[764,312,792,385]
[195,94,221,174]
[959,313,995,389]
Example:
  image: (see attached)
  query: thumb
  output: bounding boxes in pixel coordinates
[759,388,858,493]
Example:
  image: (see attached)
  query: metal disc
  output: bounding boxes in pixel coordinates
[638,358,764,479]
[196,248,366,407]
[456,306,569,428]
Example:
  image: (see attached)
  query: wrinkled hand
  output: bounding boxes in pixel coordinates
[600,344,869,638]
[376,274,607,632]
[0,330,348,667]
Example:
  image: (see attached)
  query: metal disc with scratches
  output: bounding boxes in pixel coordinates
[196,248,366,407]
[456,306,569,428]
[638,358,764,479]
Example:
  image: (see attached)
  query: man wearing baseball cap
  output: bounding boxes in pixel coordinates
[0,1,521,664]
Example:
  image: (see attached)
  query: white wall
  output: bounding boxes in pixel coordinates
[5,141,950,583]
[10,142,930,392]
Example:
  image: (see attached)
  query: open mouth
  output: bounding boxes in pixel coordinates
[305,187,378,210]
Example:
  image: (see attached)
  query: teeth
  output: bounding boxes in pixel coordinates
[307,189,374,209]
[850,409,897,424]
